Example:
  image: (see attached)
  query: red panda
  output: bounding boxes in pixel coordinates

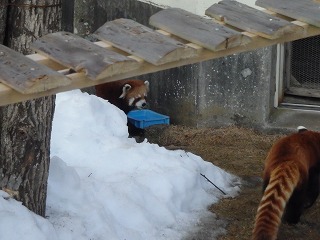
[252,126,320,240]
[95,79,149,137]
[95,79,149,114]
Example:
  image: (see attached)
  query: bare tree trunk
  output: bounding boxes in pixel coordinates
[0,0,9,44]
[5,0,62,54]
[0,0,61,216]
[0,97,56,215]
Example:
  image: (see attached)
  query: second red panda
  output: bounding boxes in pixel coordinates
[252,126,320,240]
[95,79,149,137]
[95,79,149,114]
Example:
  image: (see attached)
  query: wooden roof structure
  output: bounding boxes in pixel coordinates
[0,0,320,106]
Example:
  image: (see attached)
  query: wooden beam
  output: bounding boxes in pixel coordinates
[0,44,70,94]
[205,1,303,39]
[256,0,320,27]
[1,21,320,106]
[31,32,141,80]
[93,18,197,65]
[149,8,251,51]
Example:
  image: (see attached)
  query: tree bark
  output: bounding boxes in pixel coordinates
[0,0,61,216]
[5,0,62,54]
[0,97,55,216]
[0,0,9,44]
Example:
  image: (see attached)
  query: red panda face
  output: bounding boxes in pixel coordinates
[119,80,149,109]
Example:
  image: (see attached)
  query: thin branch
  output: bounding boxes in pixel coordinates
[200,173,226,195]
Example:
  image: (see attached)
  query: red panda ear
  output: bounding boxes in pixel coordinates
[144,81,150,92]
[297,126,307,132]
[119,84,132,98]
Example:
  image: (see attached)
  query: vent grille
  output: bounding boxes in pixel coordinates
[290,35,320,89]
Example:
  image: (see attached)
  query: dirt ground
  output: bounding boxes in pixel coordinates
[145,125,320,240]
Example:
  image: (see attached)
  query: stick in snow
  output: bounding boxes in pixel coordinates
[200,173,226,195]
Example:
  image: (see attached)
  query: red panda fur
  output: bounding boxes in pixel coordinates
[252,128,320,240]
[95,79,149,114]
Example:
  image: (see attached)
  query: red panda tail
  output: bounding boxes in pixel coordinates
[252,162,301,240]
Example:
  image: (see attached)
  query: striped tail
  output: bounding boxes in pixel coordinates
[252,163,300,240]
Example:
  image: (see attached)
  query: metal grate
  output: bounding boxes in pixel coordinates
[290,35,320,89]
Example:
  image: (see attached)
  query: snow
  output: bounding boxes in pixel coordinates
[138,0,260,16]
[0,90,241,240]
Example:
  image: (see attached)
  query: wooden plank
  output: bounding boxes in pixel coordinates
[256,0,320,27]
[1,21,320,107]
[205,0,303,39]
[31,32,141,80]
[93,18,197,65]
[149,8,251,51]
[0,44,70,94]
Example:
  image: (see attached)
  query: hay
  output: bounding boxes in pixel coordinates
[146,125,320,240]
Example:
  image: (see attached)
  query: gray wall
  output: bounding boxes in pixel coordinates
[136,47,276,130]
[64,0,310,132]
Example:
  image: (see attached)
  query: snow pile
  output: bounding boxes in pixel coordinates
[0,90,240,240]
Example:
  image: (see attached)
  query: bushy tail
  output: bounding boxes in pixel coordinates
[252,163,300,240]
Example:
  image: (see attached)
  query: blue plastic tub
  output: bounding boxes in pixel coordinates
[127,109,170,129]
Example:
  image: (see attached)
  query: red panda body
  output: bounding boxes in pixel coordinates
[95,79,149,137]
[252,128,320,240]
[95,79,149,114]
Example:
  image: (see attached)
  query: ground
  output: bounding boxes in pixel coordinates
[145,125,320,240]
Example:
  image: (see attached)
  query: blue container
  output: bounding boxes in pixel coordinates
[127,109,170,129]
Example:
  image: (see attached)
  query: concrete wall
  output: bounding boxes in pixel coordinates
[65,0,286,131]
[136,47,276,130]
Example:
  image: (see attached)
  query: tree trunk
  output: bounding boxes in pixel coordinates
[5,0,62,54]
[0,97,56,216]
[0,0,9,44]
[0,0,61,216]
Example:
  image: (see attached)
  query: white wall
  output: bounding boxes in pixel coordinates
[139,0,259,15]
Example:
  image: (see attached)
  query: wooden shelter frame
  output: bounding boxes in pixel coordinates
[0,0,320,107]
